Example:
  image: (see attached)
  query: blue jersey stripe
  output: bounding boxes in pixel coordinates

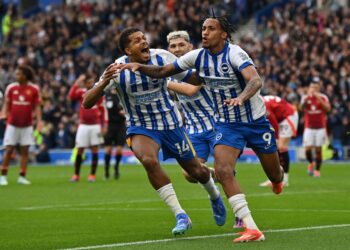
[229,88,242,122]
[187,102,207,132]
[210,90,220,121]
[135,105,146,127]
[156,100,169,130]
[140,73,149,91]
[203,50,210,76]
[161,88,178,126]
[119,71,135,126]
[200,88,214,109]
[219,89,230,122]
[146,103,158,130]
[193,100,210,130]
[182,103,198,133]
[130,71,137,93]
[211,55,220,77]
[195,49,205,72]
[234,68,254,122]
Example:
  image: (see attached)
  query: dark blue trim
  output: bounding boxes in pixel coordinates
[182,70,192,82]
[238,61,253,72]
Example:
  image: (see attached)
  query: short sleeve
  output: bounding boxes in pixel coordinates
[174,49,199,71]
[229,45,254,72]
[154,49,193,82]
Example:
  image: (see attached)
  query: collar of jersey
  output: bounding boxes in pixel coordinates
[206,42,229,57]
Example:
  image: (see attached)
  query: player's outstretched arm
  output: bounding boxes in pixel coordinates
[117,63,181,78]
[167,81,202,97]
[224,65,262,106]
[83,63,118,109]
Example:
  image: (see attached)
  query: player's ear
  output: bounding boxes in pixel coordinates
[125,47,132,56]
[189,43,193,50]
[221,31,228,40]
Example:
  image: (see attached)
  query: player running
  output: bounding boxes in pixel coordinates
[300,79,331,177]
[0,65,42,186]
[259,95,299,187]
[69,74,105,182]
[115,16,285,243]
[166,30,244,228]
[83,28,226,235]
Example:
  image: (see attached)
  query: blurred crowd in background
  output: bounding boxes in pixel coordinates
[0,0,349,151]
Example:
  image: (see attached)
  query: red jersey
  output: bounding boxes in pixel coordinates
[5,82,41,127]
[68,84,105,125]
[263,96,295,123]
[301,94,329,129]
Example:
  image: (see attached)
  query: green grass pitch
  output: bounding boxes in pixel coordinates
[1,162,349,249]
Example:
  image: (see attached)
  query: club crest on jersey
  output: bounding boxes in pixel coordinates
[219,63,230,74]
[216,133,223,141]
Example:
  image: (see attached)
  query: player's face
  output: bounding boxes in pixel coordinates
[309,83,320,94]
[168,37,193,57]
[125,31,150,63]
[15,69,26,83]
[202,18,227,49]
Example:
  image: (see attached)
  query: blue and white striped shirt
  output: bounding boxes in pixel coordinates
[173,43,266,123]
[107,49,191,130]
[176,85,216,134]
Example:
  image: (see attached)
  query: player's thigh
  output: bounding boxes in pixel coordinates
[19,126,34,146]
[315,128,328,146]
[3,125,20,146]
[303,128,316,147]
[76,125,90,148]
[214,144,241,171]
[89,125,104,146]
[130,134,160,163]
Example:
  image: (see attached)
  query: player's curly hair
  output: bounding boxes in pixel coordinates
[118,27,141,54]
[206,9,236,42]
[17,65,35,81]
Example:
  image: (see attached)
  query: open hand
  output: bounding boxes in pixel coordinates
[224,97,243,106]
[115,63,141,73]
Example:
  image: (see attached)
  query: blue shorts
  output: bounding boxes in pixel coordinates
[127,126,196,161]
[188,129,216,160]
[214,116,277,154]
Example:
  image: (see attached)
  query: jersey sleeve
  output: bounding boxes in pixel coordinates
[155,49,192,82]
[173,49,198,71]
[229,45,254,72]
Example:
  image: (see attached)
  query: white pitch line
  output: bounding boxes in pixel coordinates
[18,190,340,211]
[59,224,350,250]
[62,207,350,213]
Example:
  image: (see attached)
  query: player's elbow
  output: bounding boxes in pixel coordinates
[82,97,94,109]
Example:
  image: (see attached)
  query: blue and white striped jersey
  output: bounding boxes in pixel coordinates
[173,43,266,123]
[107,49,191,130]
[176,85,216,134]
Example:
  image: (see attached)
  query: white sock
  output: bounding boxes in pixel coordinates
[157,183,185,216]
[200,176,220,200]
[283,173,289,183]
[228,194,258,230]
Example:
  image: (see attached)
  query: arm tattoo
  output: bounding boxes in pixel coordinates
[138,64,180,78]
[238,78,262,102]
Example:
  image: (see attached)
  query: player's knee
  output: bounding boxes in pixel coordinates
[215,165,233,182]
[140,155,159,170]
[183,171,198,183]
